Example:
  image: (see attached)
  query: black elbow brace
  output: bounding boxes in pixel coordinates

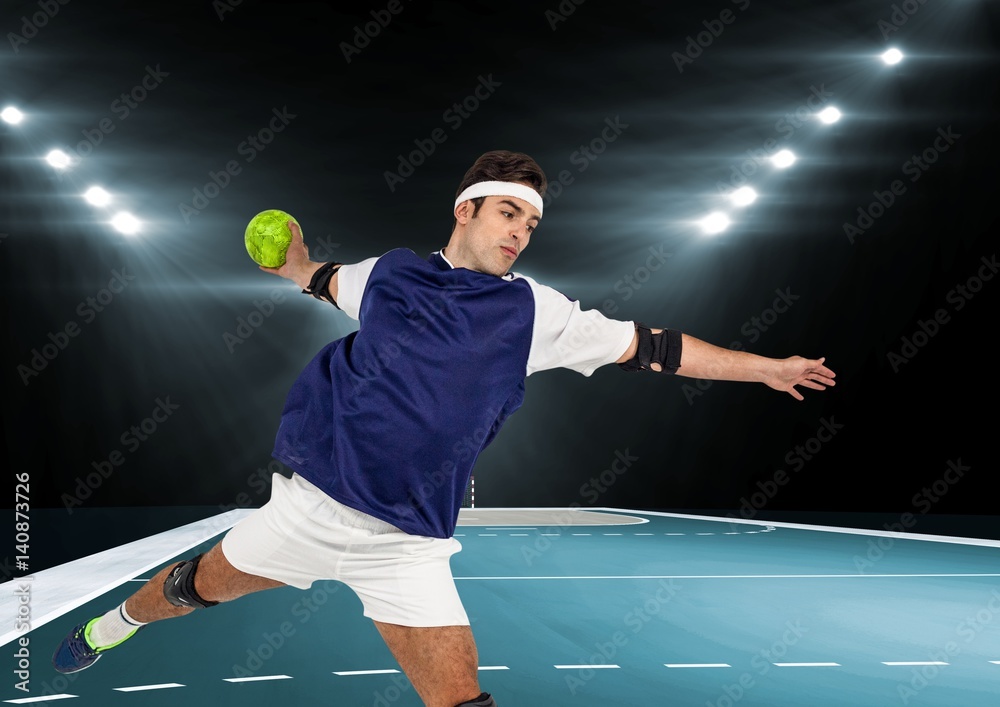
[301,261,343,309]
[618,323,682,374]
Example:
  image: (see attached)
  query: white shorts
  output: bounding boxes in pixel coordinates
[221,472,469,627]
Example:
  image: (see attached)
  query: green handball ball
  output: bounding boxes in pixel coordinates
[245,209,299,267]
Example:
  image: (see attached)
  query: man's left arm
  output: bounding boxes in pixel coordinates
[616,326,836,401]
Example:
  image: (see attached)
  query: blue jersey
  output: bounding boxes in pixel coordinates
[272,247,634,538]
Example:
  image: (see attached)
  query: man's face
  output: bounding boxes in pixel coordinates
[452,191,541,277]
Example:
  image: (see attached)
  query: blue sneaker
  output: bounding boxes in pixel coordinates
[52,617,141,674]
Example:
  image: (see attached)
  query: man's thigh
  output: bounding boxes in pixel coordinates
[373,621,481,707]
[195,541,287,603]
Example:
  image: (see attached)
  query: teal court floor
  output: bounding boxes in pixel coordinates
[3,508,999,706]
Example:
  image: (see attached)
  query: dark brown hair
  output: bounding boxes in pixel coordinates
[453,150,547,227]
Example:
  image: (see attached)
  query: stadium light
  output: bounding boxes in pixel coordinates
[817,106,842,124]
[771,149,796,169]
[730,186,758,207]
[881,48,903,65]
[84,186,112,207]
[110,212,141,235]
[698,211,730,235]
[1,107,24,125]
[45,149,72,169]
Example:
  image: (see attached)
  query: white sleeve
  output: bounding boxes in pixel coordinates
[518,274,636,377]
[335,256,381,320]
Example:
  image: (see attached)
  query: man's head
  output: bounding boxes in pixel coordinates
[445,150,547,277]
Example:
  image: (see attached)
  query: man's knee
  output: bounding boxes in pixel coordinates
[163,553,219,609]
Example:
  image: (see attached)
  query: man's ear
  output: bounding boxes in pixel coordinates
[454,199,473,225]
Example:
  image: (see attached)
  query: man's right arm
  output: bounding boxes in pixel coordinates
[258,221,340,304]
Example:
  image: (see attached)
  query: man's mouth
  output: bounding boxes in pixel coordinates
[501,246,517,258]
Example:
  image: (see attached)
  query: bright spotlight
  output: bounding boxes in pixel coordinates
[730,186,757,207]
[698,211,730,235]
[45,149,72,169]
[84,186,112,207]
[881,48,903,65]
[110,211,141,235]
[817,106,842,124]
[771,149,796,169]
[1,107,24,125]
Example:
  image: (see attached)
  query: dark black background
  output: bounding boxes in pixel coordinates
[2,0,998,569]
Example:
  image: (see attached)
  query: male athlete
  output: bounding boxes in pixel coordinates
[53,150,835,706]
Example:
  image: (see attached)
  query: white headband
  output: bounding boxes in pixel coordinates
[454,180,543,218]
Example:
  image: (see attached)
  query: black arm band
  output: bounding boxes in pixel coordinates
[617,322,683,374]
[302,261,343,309]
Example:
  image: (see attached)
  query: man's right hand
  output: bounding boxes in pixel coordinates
[259,221,324,290]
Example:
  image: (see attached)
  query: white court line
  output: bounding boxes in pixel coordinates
[991,661,1000,665]
[601,508,1000,548]
[453,573,1000,581]
[773,662,841,667]
[478,534,498,537]
[635,533,654,536]
[604,533,623,536]
[572,533,592,536]
[114,683,185,692]
[882,661,949,666]
[510,534,529,537]
[478,666,510,671]
[222,675,292,683]
[3,696,77,704]
[554,665,619,670]
[486,527,538,530]
[333,669,400,676]
[665,663,731,668]
[0,509,253,647]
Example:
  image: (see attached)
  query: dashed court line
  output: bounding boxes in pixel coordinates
[113,683,185,692]
[9,660,1000,703]
[222,675,292,683]
[453,527,777,538]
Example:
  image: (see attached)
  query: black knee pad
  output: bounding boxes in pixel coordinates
[163,553,219,609]
[455,693,495,706]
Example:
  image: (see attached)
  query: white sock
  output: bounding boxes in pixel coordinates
[88,602,146,649]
